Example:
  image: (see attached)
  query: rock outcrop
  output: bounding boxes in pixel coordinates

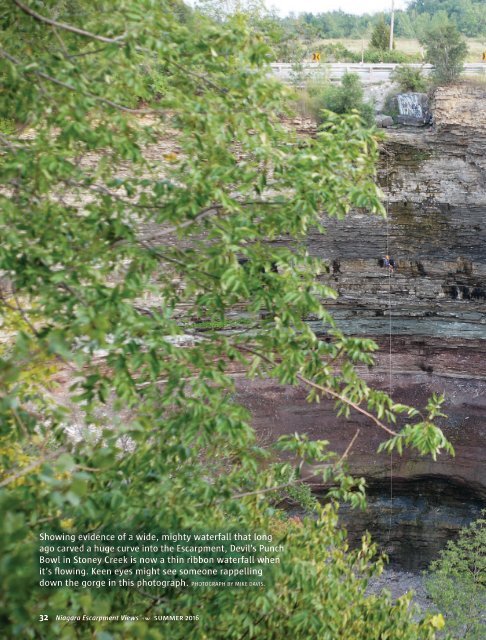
[238,85,486,568]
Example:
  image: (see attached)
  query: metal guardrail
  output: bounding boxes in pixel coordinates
[270,63,486,83]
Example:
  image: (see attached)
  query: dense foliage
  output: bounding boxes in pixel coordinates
[0,1,452,638]
[280,0,486,40]
[408,0,486,37]
[425,512,486,639]
[195,0,268,22]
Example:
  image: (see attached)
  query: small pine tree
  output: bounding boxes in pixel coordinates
[370,17,392,51]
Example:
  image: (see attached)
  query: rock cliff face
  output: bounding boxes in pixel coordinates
[237,85,486,569]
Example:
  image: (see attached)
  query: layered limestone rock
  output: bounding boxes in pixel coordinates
[238,85,486,567]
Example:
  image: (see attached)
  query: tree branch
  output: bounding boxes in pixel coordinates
[237,344,398,437]
[337,428,361,465]
[138,240,219,282]
[148,200,283,239]
[0,48,155,114]
[296,373,398,436]
[12,0,226,95]
[225,429,360,503]
[0,448,67,488]
[13,0,126,44]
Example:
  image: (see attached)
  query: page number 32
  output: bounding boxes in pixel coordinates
[39,615,49,622]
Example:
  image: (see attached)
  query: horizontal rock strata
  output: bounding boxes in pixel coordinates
[239,85,486,566]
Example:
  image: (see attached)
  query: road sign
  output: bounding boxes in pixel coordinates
[312,52,321,62]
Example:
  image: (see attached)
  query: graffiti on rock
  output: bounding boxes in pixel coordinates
[398,93,424,119]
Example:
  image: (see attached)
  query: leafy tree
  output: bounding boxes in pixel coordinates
[195,0,286,62]
[394,11,418,39]
[409,0,486,36]
[195,0,268,22]
[421,20,469,84]
[411,9,450,42]
[0,1,452,638]
[369,17,392,51]
[425,512,486,639]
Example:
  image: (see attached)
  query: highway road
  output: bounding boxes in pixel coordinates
[270,62,486,84]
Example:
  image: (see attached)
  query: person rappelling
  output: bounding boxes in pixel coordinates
[383,255,396,273]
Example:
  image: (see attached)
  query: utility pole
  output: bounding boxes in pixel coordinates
[389,0,395,50]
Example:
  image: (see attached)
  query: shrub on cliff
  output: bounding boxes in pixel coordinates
[390,66,429,93]
[425,512,486,639]
[317,72,375,127]
[0,1,451,638]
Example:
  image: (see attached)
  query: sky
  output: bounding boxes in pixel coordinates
[268,1,408,16]
[189,1,410,17]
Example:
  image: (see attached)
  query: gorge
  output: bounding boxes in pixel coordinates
[237,83,486,570]
[6,4,486,635]
[37,82,485,573]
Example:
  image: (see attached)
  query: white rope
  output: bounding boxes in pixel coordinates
[386,152,393,543]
